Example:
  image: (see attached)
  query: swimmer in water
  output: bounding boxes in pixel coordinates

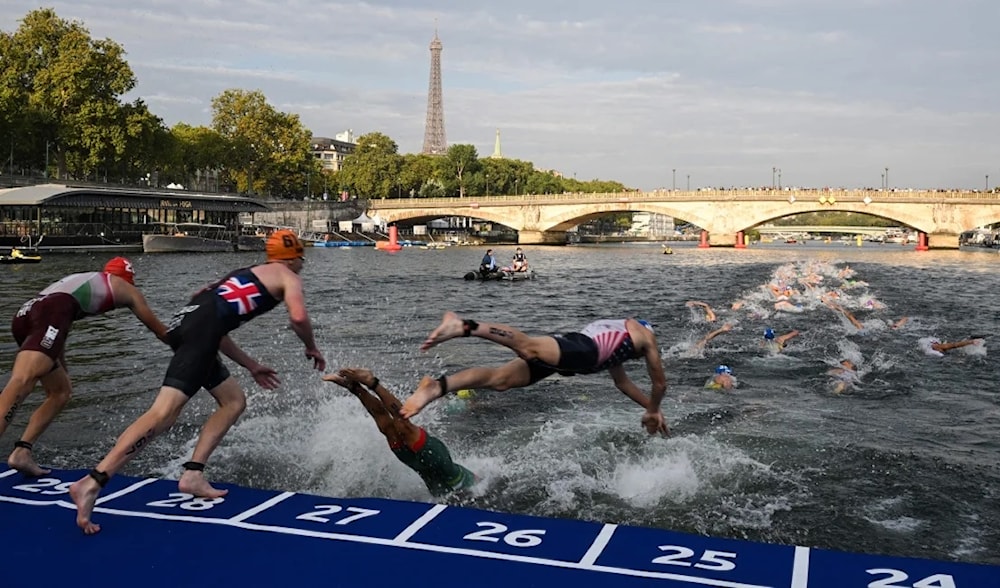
[704,365,737,390]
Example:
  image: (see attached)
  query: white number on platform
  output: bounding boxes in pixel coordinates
[12,478,72,495]
[146,493,225,511]
[463,522,546,548]
[652,546,738,571]
[867,569,956,588]
[295,504,380,525]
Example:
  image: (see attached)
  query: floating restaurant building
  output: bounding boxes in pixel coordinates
[0,183,270,249]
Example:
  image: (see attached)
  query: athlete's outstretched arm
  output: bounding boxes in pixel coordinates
[219,336,279,389]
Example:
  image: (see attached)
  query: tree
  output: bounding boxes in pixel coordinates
[0,8,136,179]
[338,132,401,198]
[165,123,228,190]
[443,144,479,197]
[399,153,440,198]
[211,89,316,198]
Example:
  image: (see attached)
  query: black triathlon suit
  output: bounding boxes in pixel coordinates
[163,267,280,396]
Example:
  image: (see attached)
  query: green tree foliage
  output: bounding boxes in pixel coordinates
[163,123,228,190]
[443,144,480,197]
[338,132,402,198]
[0,8,139,179]
[211,89,317,197]
[399,153,440,198]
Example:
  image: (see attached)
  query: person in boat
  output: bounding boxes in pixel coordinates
[511,247,529,272]
[705,364,737,390]
[0,257,169,477]
[399,312,668,437]
[762,327,800,354]
[70,230,327,535]
[479,249,498,276]
[323,368,477,497]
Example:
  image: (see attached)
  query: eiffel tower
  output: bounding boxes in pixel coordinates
[421,28,447,155]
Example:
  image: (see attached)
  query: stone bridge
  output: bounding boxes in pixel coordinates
[367,189,1000,248]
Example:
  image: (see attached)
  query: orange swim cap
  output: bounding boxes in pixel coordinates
[103,256,135,285]
[266,229,304,261]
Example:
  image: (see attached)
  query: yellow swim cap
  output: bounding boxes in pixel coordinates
[456,389,474,399]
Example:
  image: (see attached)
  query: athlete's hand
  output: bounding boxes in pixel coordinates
[641,410,669,436]
[249,364,280,390]
[305,348,326,371]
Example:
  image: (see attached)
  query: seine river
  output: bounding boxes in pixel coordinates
[1,241,997,566]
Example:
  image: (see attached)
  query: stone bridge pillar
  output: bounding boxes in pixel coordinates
[927,233,959,249]
[708,232,736,247]
[519,230,567,245]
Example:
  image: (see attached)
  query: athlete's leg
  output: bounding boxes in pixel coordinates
[421,311,561,364]
[400,359,532,419]
[70,386,189,534]
[7,365,71,476]
[0,350,53,439]
[178,376,247,498]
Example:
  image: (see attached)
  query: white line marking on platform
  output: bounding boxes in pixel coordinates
[392,503,447,543]
[95,478,158,504]
[229,491,294,522]
[790,546,810,588]
[579,523,616,566]
[0,469,18,479]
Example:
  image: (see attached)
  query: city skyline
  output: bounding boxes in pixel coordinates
[2,0,998,190]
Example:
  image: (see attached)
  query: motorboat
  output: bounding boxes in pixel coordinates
[464,269,536,281]
[142,222,235,253]
[0,248,42,264]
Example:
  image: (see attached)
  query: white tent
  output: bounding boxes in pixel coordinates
[351,212,376,233]
[368,214,387,230]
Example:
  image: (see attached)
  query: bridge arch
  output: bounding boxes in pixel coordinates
[368,191,1000,248]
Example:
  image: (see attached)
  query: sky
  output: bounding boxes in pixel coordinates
[4,0,1000,190]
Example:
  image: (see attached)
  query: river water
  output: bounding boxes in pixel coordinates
[1,241,997,566]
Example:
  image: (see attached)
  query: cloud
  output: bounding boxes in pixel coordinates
[2,0,998,188]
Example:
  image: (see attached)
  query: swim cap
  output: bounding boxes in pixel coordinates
[764,328,775,340]
[103,257,135,285]
[266,229,304,261]
[636,319,654,332]
[715,365,733,375]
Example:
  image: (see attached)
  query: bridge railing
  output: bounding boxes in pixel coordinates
[369,189,1000,208]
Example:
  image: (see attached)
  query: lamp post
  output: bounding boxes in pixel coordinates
[686,174,690,191]
[881,173,885,190]
[672,168,676,190]
[884,167,889,190]
[772,167,777,189]
[515,178,519,196]
[777,169,782,189]
[986,174,990,192]
[44,140,50,179]
[486,173,490,196]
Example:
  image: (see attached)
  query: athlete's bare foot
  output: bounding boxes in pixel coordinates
[178,469,229,498]
[69,476,102,535]
[399,376,444,419]
[420,311,466,351]
[8,447,51,477]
